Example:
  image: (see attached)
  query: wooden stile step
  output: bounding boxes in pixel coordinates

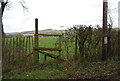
[34,47,62,51]
[38,50,60,59]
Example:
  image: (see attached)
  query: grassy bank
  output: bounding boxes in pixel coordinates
[3,60,120,79]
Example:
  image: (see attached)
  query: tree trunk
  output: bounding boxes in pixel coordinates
[1,2,5,37]
[1,2,8,37]
[0,3,3,79]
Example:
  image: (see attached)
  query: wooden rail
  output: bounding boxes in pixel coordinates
[38,50,60,59]
[34,34,62,37]
[34,47,62,51]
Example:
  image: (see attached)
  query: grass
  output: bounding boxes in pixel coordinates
[3,60,120,79]
[4,36,61,63]
[38,37,58,48]
[38,36,60,63]
[3,33,120,79]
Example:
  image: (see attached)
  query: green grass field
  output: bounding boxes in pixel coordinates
[38,36,75,63]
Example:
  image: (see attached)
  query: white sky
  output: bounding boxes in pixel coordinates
[2,0,119,33]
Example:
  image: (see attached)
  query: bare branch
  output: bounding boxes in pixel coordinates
[1,0,8,15]
[19,0,28,10]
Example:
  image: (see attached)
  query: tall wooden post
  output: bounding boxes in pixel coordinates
[74,33,78,60]
[34,18,39,65]
[0,2,3,80]
[59,35,62,55]
[118,1,120,28]
[102,0,108,61]
[118,1,120,60]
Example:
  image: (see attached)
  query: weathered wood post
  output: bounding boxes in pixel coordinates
[34,18,39,65]
[59,35,62,55]
[119,1,120,28]
[0,2,3,80]
[118,1,120,60]
[102,0,108,61]
[74,33,78,60]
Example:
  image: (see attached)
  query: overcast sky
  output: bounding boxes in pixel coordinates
[2,0,119,33]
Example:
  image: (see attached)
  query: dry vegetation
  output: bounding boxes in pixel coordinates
[2,25,120,79]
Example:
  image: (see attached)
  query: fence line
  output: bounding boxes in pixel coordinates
[2,28,119,73]
[2,36,34,73]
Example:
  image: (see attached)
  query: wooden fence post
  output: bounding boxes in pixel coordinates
[102,0,108,61]
[0,3,3,78]
[34,18,39,65]
[118,30,120,60]
[59,35,62,55]
[74,34,78,60]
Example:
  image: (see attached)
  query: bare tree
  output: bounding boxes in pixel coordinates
[1,1,8,36]
[108,9,114,30]
[107,1,118,58]
[1,0,29,36]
